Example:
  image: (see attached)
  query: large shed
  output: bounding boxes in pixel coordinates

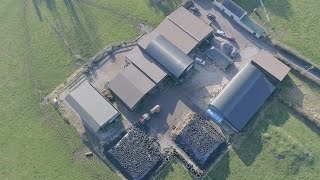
[65,81,120,133]
[108,64,156,110]
[208,63,275,132]
[251,50,290,82]
[146,35,194,79]
[125,47,167,84]
[139,7,213,54]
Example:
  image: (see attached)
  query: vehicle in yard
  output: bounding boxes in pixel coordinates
[190,6,200,14]
[221,41,238,58]
[215,29,226,37]
[230,48,238,58]
[195,57,206,66]
[226,36,236,42]
[207,12,216,21]
[138,105,161,125]
[139,113,151,125]
[150,105,161,114]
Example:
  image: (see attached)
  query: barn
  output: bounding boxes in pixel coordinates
[207,63,276,133]
[65,81,120,133]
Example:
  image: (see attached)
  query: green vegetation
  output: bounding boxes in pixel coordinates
[279,72,320,114]
[207,99,320,180]
[234,0,320,65]
[0,0,180,179]
[156,158,192,180]
[159,72,320,179]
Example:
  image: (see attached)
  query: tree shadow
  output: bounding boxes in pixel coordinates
[45,0,56,12]
[148,0,181,15]
[32,0,42,21]
[63,0,100,57]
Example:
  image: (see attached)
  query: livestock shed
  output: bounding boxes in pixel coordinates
[214,0,266,38]
[208,63,275,133]
[108,64,156,110]
[139,6,213,54]
[146,35,194,79]
[125,47,167,84]
[65,81,120,133]
[251,50,290,83]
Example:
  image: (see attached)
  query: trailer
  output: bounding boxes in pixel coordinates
[138,105,161,125]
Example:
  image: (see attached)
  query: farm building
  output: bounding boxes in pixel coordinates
[65,81,120,133]
[108,64,156,110]
[125,47,167,84]
[204,46,234,70]
[139,6,213,54]
[221,0,247,20]
[207,63,275,133]
[214,0,266,38]
[146,35,194,79]
[251,50,290,83]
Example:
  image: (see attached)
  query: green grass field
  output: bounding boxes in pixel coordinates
[207,98,320,180]
[155,70,320,180]
[156,158,192,180]
[0,0,180,179]
[234,0,320,65]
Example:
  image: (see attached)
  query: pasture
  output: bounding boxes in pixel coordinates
[0,0,179,179]
[234,0,320,65]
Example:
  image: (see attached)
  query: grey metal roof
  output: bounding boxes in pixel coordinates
[138,7,212,54]
[125,47,167,83]
[204,46,233,70]
[210,63,275,131]
[146,35,194,79]
[222,0,246,18]
[108,64,156,110]
[65,81,120,132]
[252,50,290,81]
[138,19,198,54]
[167,7,213,42]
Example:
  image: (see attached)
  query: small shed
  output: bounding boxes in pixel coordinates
[146,35,194,79]
[108,64,156,110]
[65,81,120,133]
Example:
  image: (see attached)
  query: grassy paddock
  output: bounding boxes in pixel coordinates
[155,158,192,180]
[206,99,320,180]
[234,0,320,65]
[0,0,180,179]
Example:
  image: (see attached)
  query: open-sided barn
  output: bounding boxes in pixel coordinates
[65,81,120,133]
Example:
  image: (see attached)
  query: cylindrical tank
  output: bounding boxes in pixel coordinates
[150,105,161,114]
